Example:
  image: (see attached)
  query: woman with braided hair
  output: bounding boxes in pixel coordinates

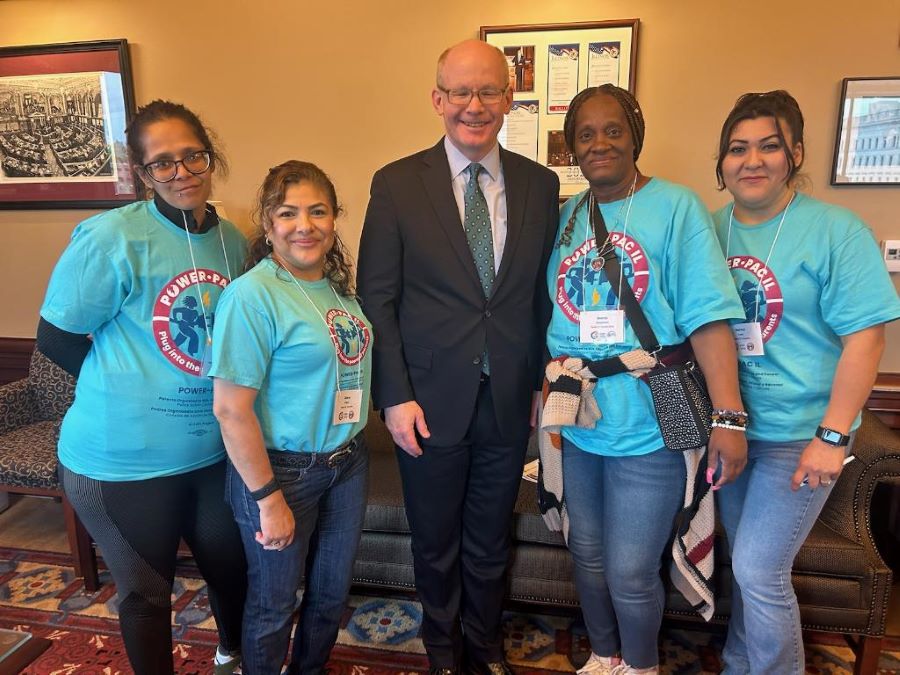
[544,84,747,674]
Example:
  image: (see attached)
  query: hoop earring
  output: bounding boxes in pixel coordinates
[265,235,271,247]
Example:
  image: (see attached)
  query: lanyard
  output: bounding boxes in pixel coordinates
[725,192,795,321]
[181,207,233,335]
[274,256,364,391]
[580,173,637,311]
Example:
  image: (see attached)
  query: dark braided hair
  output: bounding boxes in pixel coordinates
[557,85,645,247]
[563,84,645,160]
[715,90,805,190]
[246,160,356,297]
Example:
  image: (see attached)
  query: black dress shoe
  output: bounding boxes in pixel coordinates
[465,661,513,675]
[429,668,459,675]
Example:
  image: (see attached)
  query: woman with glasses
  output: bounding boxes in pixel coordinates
[39,100,247,675]
[712,90,900,674]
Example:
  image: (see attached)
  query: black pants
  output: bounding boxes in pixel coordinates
[61,460,247,675]
[396,379,527,667]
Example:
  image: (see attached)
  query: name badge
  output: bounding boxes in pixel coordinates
[732,322,765,356]
[579,309,625,344]
[333,389,362,425]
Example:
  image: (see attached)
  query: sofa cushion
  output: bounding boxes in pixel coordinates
[0,421,62,489]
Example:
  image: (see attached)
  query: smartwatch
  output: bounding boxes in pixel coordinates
[250,477,281,501]
[815,425,850,447]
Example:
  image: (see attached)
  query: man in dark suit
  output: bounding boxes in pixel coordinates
[357,39,560,675]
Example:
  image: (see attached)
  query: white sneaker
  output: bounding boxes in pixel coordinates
[578,653,618,674]
[610,663,658,675]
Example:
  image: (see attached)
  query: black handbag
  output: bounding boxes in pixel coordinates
[588,195,712,451]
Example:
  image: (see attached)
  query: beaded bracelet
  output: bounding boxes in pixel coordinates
[712,408,749,420]
[711,421,747,432]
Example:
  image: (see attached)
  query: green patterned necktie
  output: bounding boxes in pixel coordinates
[463,163,495,297]
[463,162,494,374]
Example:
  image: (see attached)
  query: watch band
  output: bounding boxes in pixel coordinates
[249,477,281,501]
[816,425,851,447]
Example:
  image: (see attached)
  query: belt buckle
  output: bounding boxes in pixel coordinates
[325,445,353,468]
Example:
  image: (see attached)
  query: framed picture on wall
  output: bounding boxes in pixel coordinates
[0,39,140,210]
[481,19,639,197]
[831,76,900,186]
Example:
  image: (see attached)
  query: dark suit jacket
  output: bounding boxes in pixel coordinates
[358,139,560,446]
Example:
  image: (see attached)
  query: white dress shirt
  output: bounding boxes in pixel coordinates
[444,137,507,273]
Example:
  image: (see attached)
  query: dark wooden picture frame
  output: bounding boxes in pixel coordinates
[0,39,140,210]
[831,76,900,186]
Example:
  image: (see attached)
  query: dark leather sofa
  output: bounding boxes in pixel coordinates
[353,409,900,675]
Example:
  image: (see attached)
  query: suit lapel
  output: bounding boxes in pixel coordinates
[494,147,529,292]
[419,140,483,294]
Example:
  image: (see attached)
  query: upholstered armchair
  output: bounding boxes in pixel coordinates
[0,349,98,591]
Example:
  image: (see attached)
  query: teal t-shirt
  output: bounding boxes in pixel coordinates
[547,178,744,456]
[209,257,372,453]
[713,192,900,441]
[41,200,247,480]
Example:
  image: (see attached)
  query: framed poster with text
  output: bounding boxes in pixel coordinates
[481,20,639,197]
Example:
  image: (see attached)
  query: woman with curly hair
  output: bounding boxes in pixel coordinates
[210,160,373,674]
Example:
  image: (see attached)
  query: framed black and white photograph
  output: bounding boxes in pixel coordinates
[482,20,639,197]
[831,76,900,186]
[0,39,139,209]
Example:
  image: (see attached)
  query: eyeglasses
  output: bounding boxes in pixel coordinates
[438,87,508,105]
[142,150,212,183]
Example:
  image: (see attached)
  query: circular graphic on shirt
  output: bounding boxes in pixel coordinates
[555,233,650,323]
[152,268,231,375]
[726,254,783,342]
[326,309,371,366]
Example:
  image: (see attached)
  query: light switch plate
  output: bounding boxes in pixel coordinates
[882,240,900,272]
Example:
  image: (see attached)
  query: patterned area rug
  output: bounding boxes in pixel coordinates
[1,547,898,674]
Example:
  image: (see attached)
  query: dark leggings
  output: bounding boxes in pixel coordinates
[61,460,247,675]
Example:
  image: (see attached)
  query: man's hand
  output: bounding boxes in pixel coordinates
[385,400,431,457]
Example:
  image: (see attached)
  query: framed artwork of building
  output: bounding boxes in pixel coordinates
[831,77,900,186]
[0,39,140,209]
[481,19,639,197]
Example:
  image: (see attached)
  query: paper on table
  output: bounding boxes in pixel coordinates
[523,458,540,483]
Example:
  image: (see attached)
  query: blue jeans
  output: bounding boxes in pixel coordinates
[227,439,369,675]
[562,439,685,669]
[717,438,846,675]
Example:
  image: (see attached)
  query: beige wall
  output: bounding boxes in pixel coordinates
[2,0,899,368]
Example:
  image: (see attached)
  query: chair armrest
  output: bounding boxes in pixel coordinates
[818,410,900,558]
[0,379,36,433]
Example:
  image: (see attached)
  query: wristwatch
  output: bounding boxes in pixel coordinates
[250,477,281,501]
[816,425,851,447]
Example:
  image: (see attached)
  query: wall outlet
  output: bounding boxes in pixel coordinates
[882,240,900,273]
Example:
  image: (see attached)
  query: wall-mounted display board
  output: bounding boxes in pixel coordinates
[0,39,139,210]
[481,20,639,197]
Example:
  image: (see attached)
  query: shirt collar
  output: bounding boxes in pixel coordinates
[444,137,502,182]
[153,192,219,234]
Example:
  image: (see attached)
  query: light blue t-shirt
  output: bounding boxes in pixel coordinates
[209,257,372,453]
[41,200,247,480]
[547,178,744,456]
[713,193,900,441]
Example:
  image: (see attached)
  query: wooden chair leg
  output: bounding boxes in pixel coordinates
[852,635,882,675]
[62,497,99,592]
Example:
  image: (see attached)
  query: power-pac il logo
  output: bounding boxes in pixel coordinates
[556,233,650,323]
[727,255,783,342]
[152,268,230,375]
[326,309,371,366]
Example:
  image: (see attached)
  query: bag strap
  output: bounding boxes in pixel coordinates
[588,193,662,354]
